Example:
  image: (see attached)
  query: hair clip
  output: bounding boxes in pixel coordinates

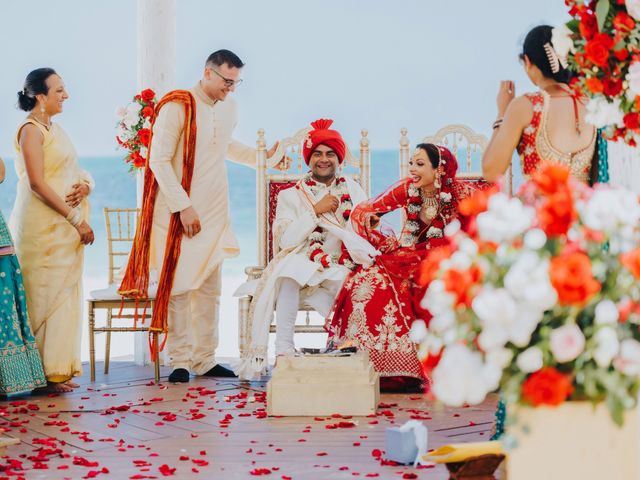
[543,43,560,74]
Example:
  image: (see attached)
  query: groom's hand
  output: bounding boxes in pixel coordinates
[314,195,339,215]
[180,206,201,238]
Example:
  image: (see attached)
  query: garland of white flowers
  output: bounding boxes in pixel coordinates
[400,183,453,247]
[299,172,356,270]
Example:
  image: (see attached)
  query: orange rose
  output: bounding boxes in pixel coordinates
[442,265,483,307]
[621,248,640,279]
[417,245,453,286]
[585,77,604,94]
[550,252,601,305]
[537,189,576,237]
[521,367,574,406]
[531,162,571,195]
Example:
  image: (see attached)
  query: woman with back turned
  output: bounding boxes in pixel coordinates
[10,68,95,393]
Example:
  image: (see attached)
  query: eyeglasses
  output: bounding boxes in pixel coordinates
[210,68,243,87]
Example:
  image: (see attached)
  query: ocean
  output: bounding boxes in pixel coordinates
[0,152,522,363]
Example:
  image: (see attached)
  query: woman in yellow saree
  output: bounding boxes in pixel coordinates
[10,68,95,393]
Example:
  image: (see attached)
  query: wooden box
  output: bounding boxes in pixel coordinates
[266,353,379,416]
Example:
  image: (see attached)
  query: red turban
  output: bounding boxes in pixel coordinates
[302,119,346,165]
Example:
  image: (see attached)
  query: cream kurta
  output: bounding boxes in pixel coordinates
[10,119,93,382]
[233,177,369,380]
[149,84,256,295]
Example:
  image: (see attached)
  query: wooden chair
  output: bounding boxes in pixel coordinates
[399,124,512,194]
[87,208,160,382]
[237,127,371,356]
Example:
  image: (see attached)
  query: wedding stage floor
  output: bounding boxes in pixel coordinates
[0,360,500,479]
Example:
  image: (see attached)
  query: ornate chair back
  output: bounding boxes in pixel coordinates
[255,127,371,267]
[398,124,512,194]
[104,208,140,284]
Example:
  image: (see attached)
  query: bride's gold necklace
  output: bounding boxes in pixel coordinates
[420,187,439,220]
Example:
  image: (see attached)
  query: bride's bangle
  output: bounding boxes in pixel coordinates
[66,208,82,227]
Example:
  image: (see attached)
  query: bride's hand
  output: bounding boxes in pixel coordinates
[75,221,95,245]
[497,80,515,117]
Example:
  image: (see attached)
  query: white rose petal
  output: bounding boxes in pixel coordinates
[431,344,497,407]
[476,193,534,244]
[593,327,619,369]
[409,320,428,343]
[595,300,619,325]
[585,97,625,129]
[550,324,586,363]
[627,0,640,22]
[516,347,544,373]
[421,280,455,316]
[524,228,547,250]
[613,339,640,376]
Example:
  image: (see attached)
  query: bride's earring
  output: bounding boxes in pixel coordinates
[434,172,441,189]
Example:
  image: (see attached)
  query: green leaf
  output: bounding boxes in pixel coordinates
[595,0,610,33]
[566,19,580,33]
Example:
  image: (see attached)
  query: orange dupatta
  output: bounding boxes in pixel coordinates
[118,89,197,359]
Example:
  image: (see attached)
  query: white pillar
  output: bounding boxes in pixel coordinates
[134,0,176,366]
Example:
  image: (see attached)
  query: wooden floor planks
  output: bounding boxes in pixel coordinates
[0,360,501,479]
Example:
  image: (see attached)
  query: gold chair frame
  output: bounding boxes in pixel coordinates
[237,127,371,355]
[87,208,160,382]
[399,124,512,194]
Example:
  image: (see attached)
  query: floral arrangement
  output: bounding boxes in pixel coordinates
[299,173,356,270]
[411,163,640,424]
[556,0,640,144]
[115,88,157,172]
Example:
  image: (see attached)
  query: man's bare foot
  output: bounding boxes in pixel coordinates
[65,381,80,388]
[34,382,74,394]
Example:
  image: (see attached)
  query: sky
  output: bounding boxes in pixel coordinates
[0,0,570,157]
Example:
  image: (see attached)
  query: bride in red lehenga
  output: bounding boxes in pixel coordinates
[327,143,474,392]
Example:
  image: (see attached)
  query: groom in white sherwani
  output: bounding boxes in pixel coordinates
[234,119,368,380]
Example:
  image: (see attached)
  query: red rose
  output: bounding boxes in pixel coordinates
[521,367,573,406]
[624,112,640,130]
[140,88,155,103]
[141,106,154,118]
[603,77,623,97]
[138,128,151,147]
[614,49,630,61]
[340,194,351,202]
[585,41,610,67]
[342,209,352,220]
[613,11,635,32]
[407,212,419,221]
[579,14,598,40]
[130,151,145,168]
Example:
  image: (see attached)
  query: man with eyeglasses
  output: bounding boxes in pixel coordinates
[137,49,286,383]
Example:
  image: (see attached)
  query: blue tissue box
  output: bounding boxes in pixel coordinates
[385,427,418,465]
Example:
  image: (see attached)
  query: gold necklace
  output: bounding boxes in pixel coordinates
[28,113,51,130]
[421,189,439,220]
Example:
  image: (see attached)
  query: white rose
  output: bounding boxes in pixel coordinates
[551,25,575,65]
[595,300,619,325]
[139,146,148,159]
[524,228,547,250]
[580,188,640,234]
[409,320,428,343]
[593,327,619,369]
[516,346,544,373]
[115,105,126,118]
[613,339,640,376]
[458,238,479,256]
[627,0,640,21]
[486,348,514,369]
[449,251,472,270]
[626,62,640,98]
[421,279,455,316]
[444,219,461,237]
[429,311,456,335]
[504,251,557,311]
[431,344,499,406]
[585,97,625,129]
[550,324,586,363]
[476,193,534,244]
